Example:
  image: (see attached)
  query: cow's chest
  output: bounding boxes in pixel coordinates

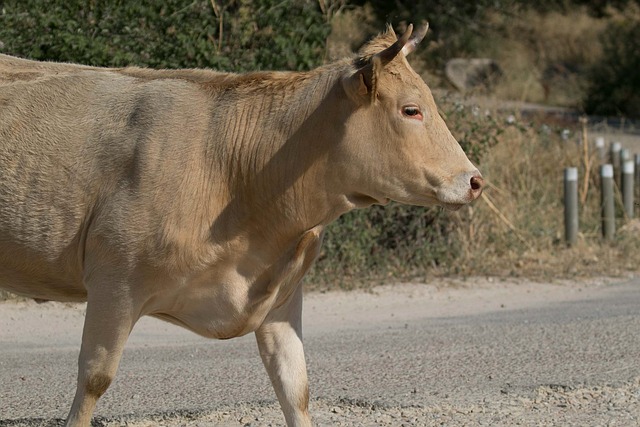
[147,226,323,339]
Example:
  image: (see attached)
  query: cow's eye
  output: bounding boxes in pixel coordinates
[402,105,423,120]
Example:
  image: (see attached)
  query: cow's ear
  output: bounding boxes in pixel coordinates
[343,24,416,105]
[342,70,369,103]
[342,56,382,105]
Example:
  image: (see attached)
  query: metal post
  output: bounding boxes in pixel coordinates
[601,164,615,240]
[621,148,631,163]
[564,167,578,246]
[622,160,635,218]
[595,137,606,160]
[636,154,640,216]
[610,142,622,189]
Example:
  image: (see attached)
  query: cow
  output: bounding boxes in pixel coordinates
[0,24,482,426]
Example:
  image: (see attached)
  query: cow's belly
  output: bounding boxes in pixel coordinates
[0,263,87,302]
[0,244,86,301]
[0,274,86,301]
[145,271,283,339]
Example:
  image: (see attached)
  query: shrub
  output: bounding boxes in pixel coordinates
[0,0,330,71]
[584,7,640,118]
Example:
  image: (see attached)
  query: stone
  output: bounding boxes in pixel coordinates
[445,58,503,93]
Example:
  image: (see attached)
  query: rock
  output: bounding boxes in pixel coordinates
[445,58,503,93]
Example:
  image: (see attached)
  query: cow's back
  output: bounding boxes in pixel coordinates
[0,55,216,301]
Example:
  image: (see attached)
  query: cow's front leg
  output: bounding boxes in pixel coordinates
[255,285,311,427]
[65,282,138,427]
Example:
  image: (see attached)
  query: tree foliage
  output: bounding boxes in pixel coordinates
[584,13,640,117]
[0,0,330,71]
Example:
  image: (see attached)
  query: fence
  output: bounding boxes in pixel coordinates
[563,120,639,245]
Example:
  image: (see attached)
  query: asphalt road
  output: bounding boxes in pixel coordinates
[1,277,639,426]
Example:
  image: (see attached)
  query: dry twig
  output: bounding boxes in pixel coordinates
[580,116,590,205]
[481,192,534,250]
[210,0,224,53]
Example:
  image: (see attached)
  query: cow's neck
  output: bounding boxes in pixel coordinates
[207,63,356,248]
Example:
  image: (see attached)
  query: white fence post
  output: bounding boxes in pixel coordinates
[595,136,606,160]
[622,160,635,218]
[564,167,578,246]
[611,142,622,189]
[601,164,615,241]
[635,153,640,217]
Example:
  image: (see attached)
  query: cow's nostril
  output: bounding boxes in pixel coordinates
[470,175,484,192]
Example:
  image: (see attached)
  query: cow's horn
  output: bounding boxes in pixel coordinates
[375,24,413,66]
[401,21,429,57]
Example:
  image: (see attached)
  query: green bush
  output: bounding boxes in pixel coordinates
[0,0,330,71]
[584,12,640,118]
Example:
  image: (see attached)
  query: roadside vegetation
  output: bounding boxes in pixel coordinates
[0,0,639,297]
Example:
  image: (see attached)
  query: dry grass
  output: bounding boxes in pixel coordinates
[324,3,377,61]
[481,6,606,106]
[449,113,640,280]
[326,4,612,109]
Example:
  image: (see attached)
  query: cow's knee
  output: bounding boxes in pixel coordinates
[85,373,113,399]
[66,372,115,427]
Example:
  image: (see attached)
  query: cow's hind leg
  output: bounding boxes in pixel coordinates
[65,286,137,427]
[255,285,311,427]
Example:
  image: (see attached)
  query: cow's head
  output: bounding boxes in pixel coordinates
[336,24,483,210]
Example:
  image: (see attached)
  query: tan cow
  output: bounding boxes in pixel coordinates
[0,24,482,426]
